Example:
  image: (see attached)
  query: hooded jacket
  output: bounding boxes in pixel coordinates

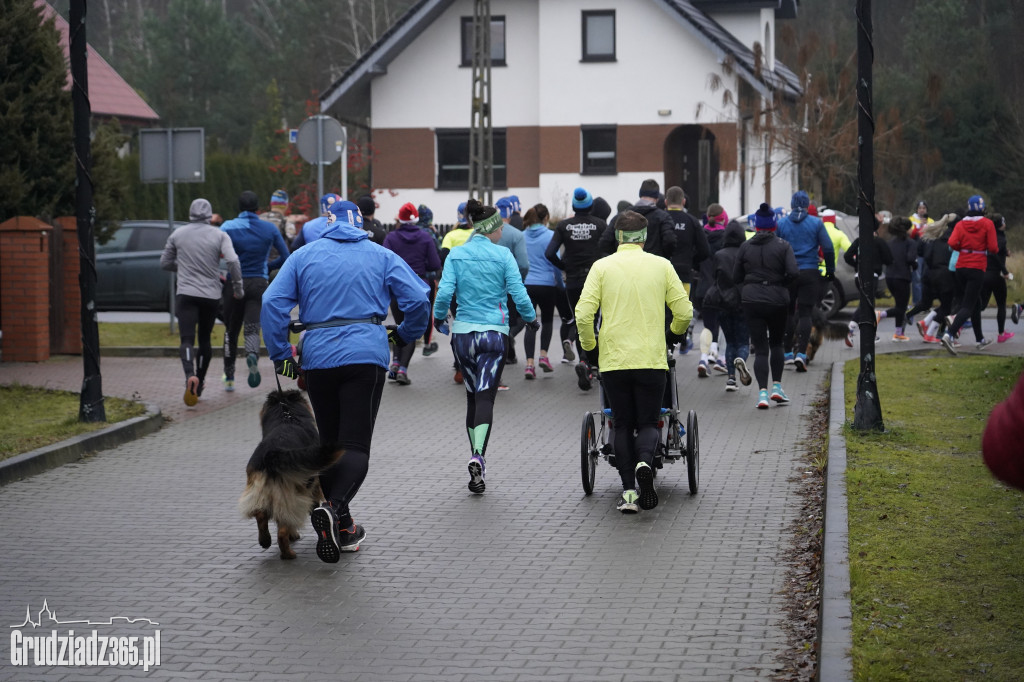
[161,198,243,300]
[777,201,834,274]
[666,208,709,284]
[383,222,442,278]
[433,233,536,334]
[523,223,561,286]
[546,211,607,285]
[733,230,798,307]
[707,221,746,311]
[601,200,677,260]
[948,214,998,270]
[221,210,290,279]
[693,223,728,301]
[885,234,917,283]
[261,220,429,370]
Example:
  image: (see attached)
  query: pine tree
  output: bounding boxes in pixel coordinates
[0,0,75,222]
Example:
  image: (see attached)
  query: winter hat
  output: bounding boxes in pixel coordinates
[572,187,593,211]
[591,197,612,221]
[967,195,986,213]
[639,179,660,199]
[239,190,259,213]
[508,195,522,213]
[615,211,648,243]
[753,203,778,230]
[468,199,503,235]
[616,200,633,214]
[270,189,289,209]
[417,204,433,228]
[496,196,514,219]
[326,200,364,229]
[706,204,728,230]
[822,209,837,225]
[356,195,376,217]
[189,198,213,224]
[457,201,468,225]
[397,202,419,223]
[808,204,819,217]
[790,191,810,210]
[319,193,342,215]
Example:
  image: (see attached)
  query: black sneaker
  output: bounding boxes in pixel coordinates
[561,339,575,363]
[338,523,366,552]
[1013,303,1022,326]
[422,342,439,357]
[575,362,592,391]
[468,455,486,494]
[635,462,658,510]
[310,504,341,563]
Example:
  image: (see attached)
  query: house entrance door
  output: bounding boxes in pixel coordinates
[663,125,718,214]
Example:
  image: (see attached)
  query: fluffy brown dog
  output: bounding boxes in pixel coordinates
[807,307,853,362]
[238,390,338,560]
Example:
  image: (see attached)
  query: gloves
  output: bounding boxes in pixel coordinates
[386,325,407,348]
[526,318,541,332]
[275,357,299,380]
[666,330,686,345]
[433,318,450,335]
[823,271,835,282]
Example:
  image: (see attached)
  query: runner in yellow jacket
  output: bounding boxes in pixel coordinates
[575,210,692,514]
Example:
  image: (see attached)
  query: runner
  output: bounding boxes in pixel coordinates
[943,195,998,354]
[261,199,429,561]
[432,199,538,494]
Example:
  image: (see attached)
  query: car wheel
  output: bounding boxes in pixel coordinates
[818,281,843,319]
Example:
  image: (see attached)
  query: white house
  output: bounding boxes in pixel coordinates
[320,0,802,223]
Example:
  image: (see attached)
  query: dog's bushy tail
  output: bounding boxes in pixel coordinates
[812,307,851,341]
[255,442,342,480]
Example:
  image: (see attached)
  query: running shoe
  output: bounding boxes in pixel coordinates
[562,340,575,363]
[922,334,940,344]
[422,342,439,357]
[725,377,738,392]
[246,352,261,388]
[184,376,199,407]
[497,382,510,392]
[468,455,486,494]
[1012,303,1022,326]
[310,504,341,563]
[712,358,728,374]
[635,462,658,510]
[892,334,910,342]
[963,319,973,330]
[338,522,366,552]
[734,357,752,386]
[387,362,399,381]
[845,333,854,348]
[998,331,1015,343]
[575,362,592,391]
[977,337,993,350]
[538,356,554,372]
[784,352,795,365]
[916,320,928,339]
[395,369,411,385]
[617,489,639,513]
[874,310,883,327]
[697,360,708,378]
[794,353,808,372]
[771,382,790,404]
[561,356,573,364]
[940,333,958,356]
[524,365,536,380]
[454,370,464,384]
[682,334,693,355]
[757,389,770,409]
[222,374,235,392]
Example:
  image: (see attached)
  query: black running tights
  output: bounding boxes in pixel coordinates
[949,268,985,342]
[175,294,218,382]
[524,284,556,358]
[601,369,666,491]
[744,302,787,389]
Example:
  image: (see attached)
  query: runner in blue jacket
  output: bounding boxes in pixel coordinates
[261,200,429,562]
[433,198,538,494]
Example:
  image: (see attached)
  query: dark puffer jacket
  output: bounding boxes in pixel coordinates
[601,201,676,259]
[733,230,798,307]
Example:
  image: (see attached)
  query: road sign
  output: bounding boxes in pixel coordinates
[296,115,346,165]
[139,128,205,183]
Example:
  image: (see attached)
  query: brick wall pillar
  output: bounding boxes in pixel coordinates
[0,217,53,362]
[54,217,82,355]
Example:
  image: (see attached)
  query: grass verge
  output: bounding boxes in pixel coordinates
[98,323,296,348]
[844,352,1024,681]
[0,384,147,462]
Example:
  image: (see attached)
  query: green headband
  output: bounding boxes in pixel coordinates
[472,211,503,235]
[616,227,647,244]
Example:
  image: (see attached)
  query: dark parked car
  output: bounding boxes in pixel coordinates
[95,220,185,311]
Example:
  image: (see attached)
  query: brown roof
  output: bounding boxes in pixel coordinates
[37,1,159,124]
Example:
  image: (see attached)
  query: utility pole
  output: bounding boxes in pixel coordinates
[71,0,106,423]
[468,0,493,204]
[854,0,883,431]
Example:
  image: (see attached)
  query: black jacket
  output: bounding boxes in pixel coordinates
[693,226,728,302]
[600,201,676,259]
[665,208,709,284]
[885,236,917,282]
[546,212,607,285]
[705,222,746,311]
[844,235,893,277]
[733,230,798,307]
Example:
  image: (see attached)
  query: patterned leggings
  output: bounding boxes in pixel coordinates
[452,331,508,457]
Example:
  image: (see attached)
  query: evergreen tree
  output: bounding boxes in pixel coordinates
[0,0,74,222]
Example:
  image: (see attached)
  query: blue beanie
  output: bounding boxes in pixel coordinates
[572,187,593,210]
[319,193,342,215]
[457,201,468,225]
[753,203,778,230]
[496,196,514,219]
[509,195,521,213]
[327,200,364,229]
[791,191,810,210]
[417,204,433,228]
[968,195,986,213]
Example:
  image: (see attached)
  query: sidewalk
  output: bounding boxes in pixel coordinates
[0,314,1018,681]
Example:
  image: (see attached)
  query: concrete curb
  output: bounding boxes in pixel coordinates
[102,347,269,358]
[0,402,164,487]
[819,361,853,681]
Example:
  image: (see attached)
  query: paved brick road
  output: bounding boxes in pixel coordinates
[1,318,1015,681]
